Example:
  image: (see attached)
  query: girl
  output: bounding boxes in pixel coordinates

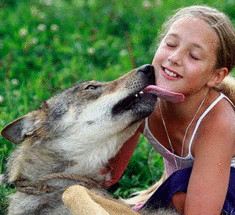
[104,5,235,214]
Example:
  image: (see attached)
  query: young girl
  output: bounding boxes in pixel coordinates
[103,5,235,214]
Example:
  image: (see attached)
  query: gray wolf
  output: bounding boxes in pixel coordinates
[1,65,165,215]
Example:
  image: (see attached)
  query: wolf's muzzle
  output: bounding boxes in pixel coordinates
[137,64,155,84]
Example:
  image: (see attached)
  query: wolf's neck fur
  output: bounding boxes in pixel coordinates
[53,135,131,181]
[7,127,136,183]
[7,139,68,183]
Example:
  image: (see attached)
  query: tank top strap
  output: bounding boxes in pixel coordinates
[143,117,149,134]
[188,93,234,151]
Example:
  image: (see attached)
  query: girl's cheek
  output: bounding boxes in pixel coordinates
[152,51,158,64]
[187,62,205,75]
[152,50,163,64]
[152,52,166,69]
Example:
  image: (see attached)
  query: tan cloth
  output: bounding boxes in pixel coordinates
[62,185,139,215]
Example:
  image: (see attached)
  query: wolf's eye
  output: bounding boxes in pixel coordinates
[85,85,98,90]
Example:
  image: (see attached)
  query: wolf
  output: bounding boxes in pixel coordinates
[1,64,180,215]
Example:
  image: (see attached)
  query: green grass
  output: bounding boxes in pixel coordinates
[0,0,234,213]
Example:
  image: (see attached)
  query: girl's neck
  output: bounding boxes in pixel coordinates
[160,87,214,122]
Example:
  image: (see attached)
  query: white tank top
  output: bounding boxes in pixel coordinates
[143,93,235,177]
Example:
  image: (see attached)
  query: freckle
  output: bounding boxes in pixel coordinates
[217,161,225,176]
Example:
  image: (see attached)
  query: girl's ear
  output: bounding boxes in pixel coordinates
[207,67,228,88]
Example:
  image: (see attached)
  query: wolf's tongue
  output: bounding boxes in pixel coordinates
[143,85,185,103]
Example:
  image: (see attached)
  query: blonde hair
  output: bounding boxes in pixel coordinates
[125,5,235,207]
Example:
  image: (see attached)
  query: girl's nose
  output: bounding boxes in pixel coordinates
[168,48,184,65]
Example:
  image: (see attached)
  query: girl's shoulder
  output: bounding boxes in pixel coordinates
[204,93,234,128]
[194,92,234,158]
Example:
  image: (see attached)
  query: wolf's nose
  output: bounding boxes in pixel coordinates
[138,64,154,75]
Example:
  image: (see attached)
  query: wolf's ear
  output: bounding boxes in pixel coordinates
[1,114,37,144]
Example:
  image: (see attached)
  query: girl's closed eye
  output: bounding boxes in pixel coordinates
[166,41,177,48]
[164,36,178,48]
[189,53,200,60]
[165,38,177,47]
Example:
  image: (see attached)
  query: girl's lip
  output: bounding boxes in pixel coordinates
[161,66,183,80]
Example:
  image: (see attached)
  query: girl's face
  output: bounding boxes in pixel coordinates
[152,17,219,96]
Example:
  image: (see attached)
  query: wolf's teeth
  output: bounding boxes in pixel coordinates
[135,91,143,98]
[165,69,177,77]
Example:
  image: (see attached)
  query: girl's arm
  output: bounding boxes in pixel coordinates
[184,105,234,214]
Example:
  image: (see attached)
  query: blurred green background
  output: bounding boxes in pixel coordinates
[0,0,234,213]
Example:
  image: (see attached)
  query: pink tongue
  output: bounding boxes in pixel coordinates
[143,85,185,103]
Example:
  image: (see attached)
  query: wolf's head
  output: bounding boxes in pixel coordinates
[1,65,158,182]
[2,64,157,145]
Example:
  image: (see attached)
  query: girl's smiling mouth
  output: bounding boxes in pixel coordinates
[161,66,183,80]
